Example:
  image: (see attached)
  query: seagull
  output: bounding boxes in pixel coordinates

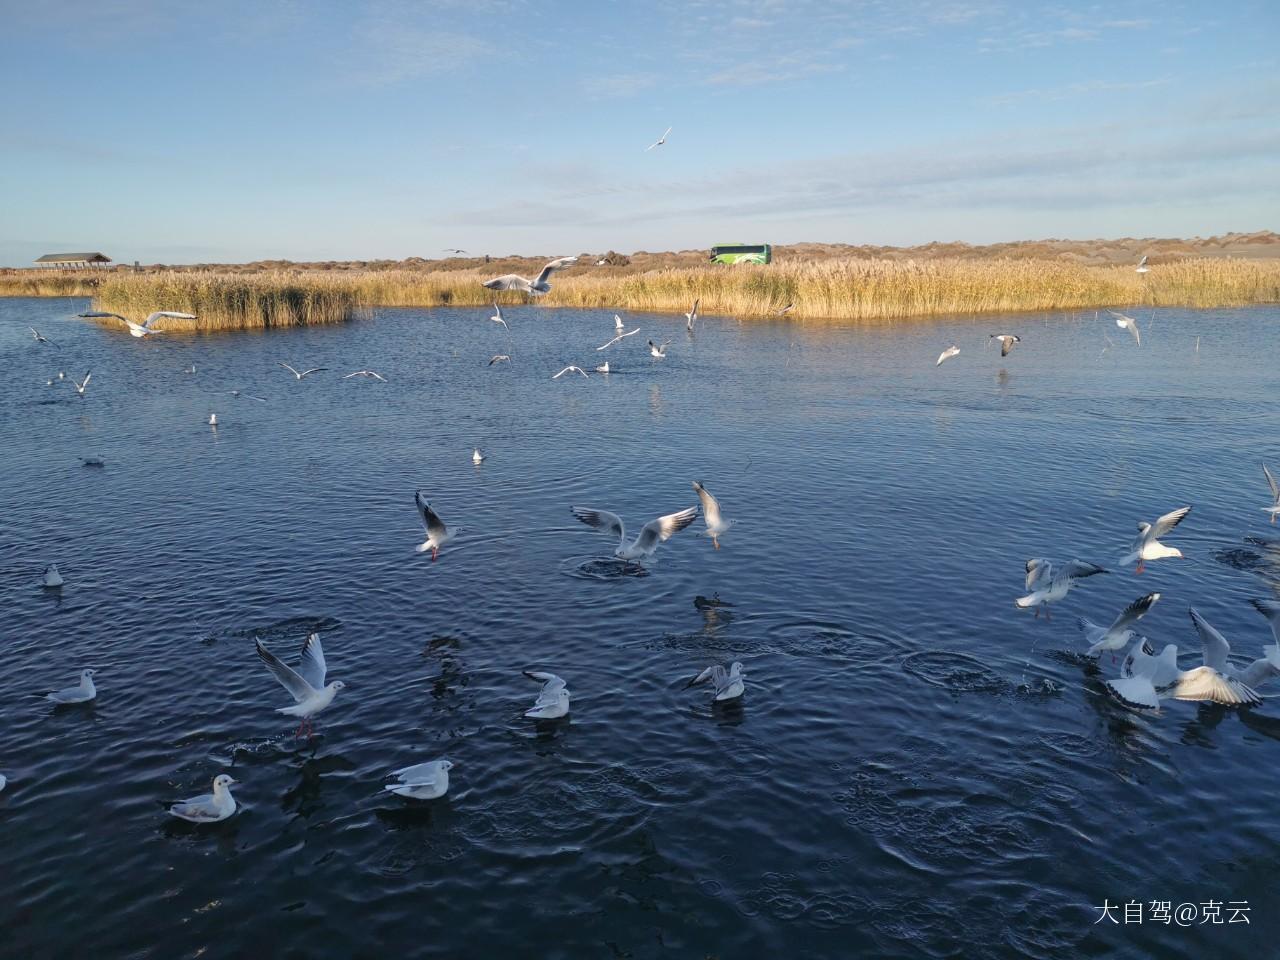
[552,365,589,379]
[71,371,91,396]
[255,633,345,737]
[1016,559,1108,619]
[1263,464,1280,524]
[1136,255,1149,275]
[692,480,735,549]
[570,504,699,568]
[184,364,196,374]
[42,564,64,588]
[597,327,640,350]
[614,314,625,331]
[79,456,105,468]
[58,371,65,380]
[488,355,511,366]
[0,773,6,794]
[685,298,700,332]
[523,671,570,719]
[47,669,97,704]
[385,759,453,800]
[1192,605,1280,690]
[989,334,1020,357]
[687,661,745,701]
[1253,598,1280,647]
[472,448,485,464]
[443,248,467,254]
[776,302,794,316]
[1120,506,1191,573]
[29,326,55,344]
[46,379,55,386]
[1107,310,1141,346]
[168,775,239,823]
[278,362,328,380]
[648,339,670,358]
[645,126,672,151]
[342,370,387,382]
[208,413,218,426]
[489,303,509,331]
[415,491,458,561]
[482,256,578,295]
[78,310,195,338]
[595,361,610,373]
[228,389,266,402]
[1077,593,1160,661]
[1106,636,1260,712]
[936,346,960,366]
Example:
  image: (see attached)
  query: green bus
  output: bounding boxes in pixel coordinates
[709,243,771,265]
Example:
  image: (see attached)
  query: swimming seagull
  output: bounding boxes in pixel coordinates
[1262,464,1280,524]
[47,669,97,704]
[414,491,458,561]
[255,633,345,737]
[523,671,570,719]
[552,365,589,379]
[1077,592,1160,661]
[1136,255,1149,275]
[595,361,610,373]
[71,371,91,396]
[488,355,511,366]
[645,126,672,151]
[385,759,453,799]
[692,480,736,549]
[648,339,670,358]
[1191,605,1280,690]
[42,564,64,588]
[278,362,328,380]
[29,326,55,344]
[1016,559,1108,619]
[1106,636,1260,712]
[472,448,486,464]
[482,256,578,295]
[936,346,960,366]
[184,364,196,374]
[1107,310,1141,346]
[597,327,640,350]
[79,456,105,468]
[489,303,509,331]
[208,413,218,426]
[989,334,1021,357]
[1119,506,1191,573]
[570,504,699,568]
[168,775,239,823]
[342,370,387,382]
[687,661,745,701]
[685,298,700,332]
[78,311,196,338]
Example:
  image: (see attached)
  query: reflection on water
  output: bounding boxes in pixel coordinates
[2,298,1279,957]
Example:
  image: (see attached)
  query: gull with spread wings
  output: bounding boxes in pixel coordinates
[482,256,578,295]
[570,504,698,569]
[255,632,345,738]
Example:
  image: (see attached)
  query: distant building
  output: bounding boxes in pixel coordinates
[34,252,112,269]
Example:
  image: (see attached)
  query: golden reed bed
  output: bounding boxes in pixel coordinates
[2,258,1277,332]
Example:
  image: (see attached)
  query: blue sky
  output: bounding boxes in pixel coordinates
[1,0,1277,265]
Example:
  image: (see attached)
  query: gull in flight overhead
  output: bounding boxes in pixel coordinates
[645,126,672,151]
[1077,593,1160,661]
[342,370,387,382]
[42,564,64,588]
[1136,255,1149,275]
[385,759,453,800]
[692,480,736,549]
[685,299,700,332]
[79,310,195,338]
[936,346,960,366]
[989,334,1021,357]
[1107,310,1141,346]
[648,339,670,358]
[472,448,486,464]
[71,371,91,396]
[552,365,589,379]
[687,661,745,701]
[443,248,467,254]
[255,633,345,737]
[278,362,328,380]
[523,671,570,719]
[29,326,55,344]
[597,327,640,350]
[488,354,511,366]
[168,775,239,823]
[570,504,699,569]
[489,303,509,331]
[1016,559,1108,619]
[415,491,458,561]
[1262,464,1280,523]
[1191,605,1280,691]
[1105,635,1261,712]
[47,669,97,704]
[595,361,610,373]
[482,256,578,295]
[1119,506,1191,573]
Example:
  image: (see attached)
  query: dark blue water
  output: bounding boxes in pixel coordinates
[2,297,1279,959]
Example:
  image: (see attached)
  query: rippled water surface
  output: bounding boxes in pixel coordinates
[3,298,1279,959]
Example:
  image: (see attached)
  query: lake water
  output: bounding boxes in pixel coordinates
[2,296,1279,959]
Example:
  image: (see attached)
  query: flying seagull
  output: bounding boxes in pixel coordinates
[1105,636,1260,712]
[255,633,345,738]
[570,504,699,568]
[47,669,97,704]
[29,326,55,344]
[1016,559,1107,619]
[482,256,578,295]
[79,310,195,338]
[1119,506,1191,573]
[342,370,387,382]
[648,339,670,358]
[278,362,328,380]
[597,327,640,350]
[692,480,736,549]
[776,302,794,316]
[687,661,745,701]
[415,491,458,561]
[685,298,700,332]
[168,775,239,823]
[489,303,509,331]
[1077,593,1160,661]
[552,365,589,379]
[645,126,672,151]
[228,389,266,402]
[488,355,511,366]
[523,670,570,719]
[385,760,453,800]
[989,334,1021,357]
[936,346,960,366]
[71,371,91,396]
[1262,464,1279,524]
[1136,255,1149,275]
[614,314,625,331]
[443,248,467,254]
[1107,310,1141,346]
[1192,605,1280,690]
[1251,598,1280,648]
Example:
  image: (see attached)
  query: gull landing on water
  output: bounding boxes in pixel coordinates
[79,311,195,337]
[692,481,736,549]
[1120,506,1191,573]
[1263,464,1280,524]
[385,760,453,800]
[278,362,328,380]
[645,126,672,151]
[1106,636,1260,712]
[1192,605,1280,690]
[169,775,238,823]
[687,661,745,701]
[47,669,96,704]
[685,299,700,332]
[489,303,509,331]
[1107,311,1141,346]
[615,314,625,331]
[936,346,960,366]
[482,257,578,295]
[570,504,698,568]
[1077,593,1160,661]
[71,371,91,396]
[989,334,1020,357]
[1016,559,1107,619]
[523,671,570,719]
[415,491,458,561]
[552,365,589,380]
[648,339,671,358]
[256,633,345,738]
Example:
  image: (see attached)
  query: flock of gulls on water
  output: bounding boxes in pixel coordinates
[10,245,1278,819]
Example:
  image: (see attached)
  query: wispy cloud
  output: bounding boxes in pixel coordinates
[987,76,1172,106]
